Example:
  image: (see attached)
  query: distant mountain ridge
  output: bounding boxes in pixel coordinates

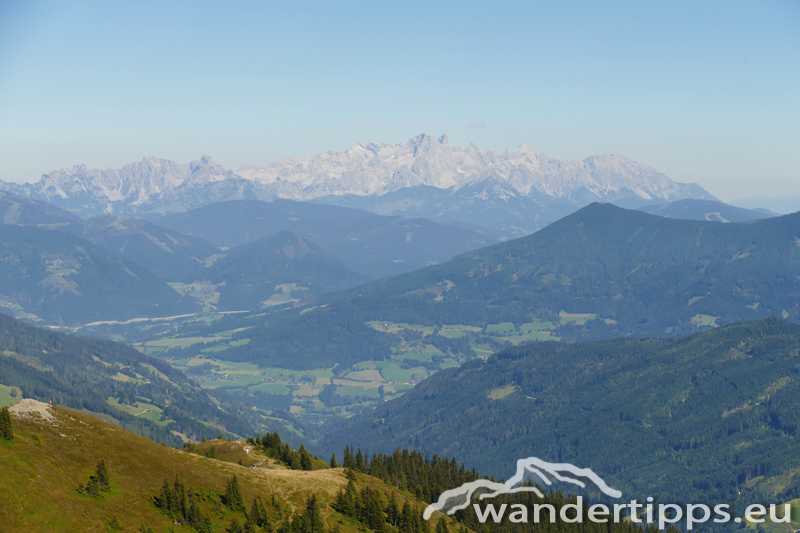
[3,134,716,232]
[637,199,777,223]
[156,199,500,278]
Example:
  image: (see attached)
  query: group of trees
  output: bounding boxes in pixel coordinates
[76,459,111,498]
[155,474,272,533]
[0,312,272,448]
[153,476,276,533]
[334,480,436,533]
[0,406,13,440]
[338,446,481,505]
[155,476,214,532]
[251,432,315,471]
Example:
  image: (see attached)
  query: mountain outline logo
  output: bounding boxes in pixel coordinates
[423,457,622,520]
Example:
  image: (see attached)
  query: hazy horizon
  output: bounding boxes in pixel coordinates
[1,1,798,202]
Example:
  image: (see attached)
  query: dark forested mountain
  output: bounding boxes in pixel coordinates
[0,313,289,446]
[156,199,501,278]
[0,192,221,281]
[67,215,221,281]
[159,203,800,372]
[637,198,777,223]
[323,318,800,506]
[206,231,367,310]
[0,224,196,325]
[313,202,800,337]
[0,191,84,231]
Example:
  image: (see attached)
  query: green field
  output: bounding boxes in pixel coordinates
[0,384,22,408]
[559,311,597,325]
[153,316,590,420]
[692,314,720,327]
[106,398,173,426]
[145,336,220,348]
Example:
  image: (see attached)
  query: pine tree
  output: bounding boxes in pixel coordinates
[387,493,400,527]
[95,460,110,491]
[355,448,366,472]
[343,445,355,469]
[157,478,173,511]
[249,496,270,529]
[299,444,313,471]
[330,452,339,468]
[0,406,12,440]
[224,475,246,512]
[301,495,325,533]
[436,518,448,533]
[399,501,414,533]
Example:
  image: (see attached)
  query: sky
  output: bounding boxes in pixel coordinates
[0,0,798,202]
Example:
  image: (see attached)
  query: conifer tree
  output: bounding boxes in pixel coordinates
[301,495,325,533]
[224,475,246,512]
[329,452,339,468]
[343,445,355,469]
[355,448,366,472]
[386,493,400,527]
[249,496,270,529]
[299,444,313,471]
[436,518,448,533]
[0,406,13,440]
[95,460,110,490]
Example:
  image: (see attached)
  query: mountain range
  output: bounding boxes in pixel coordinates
[0,192,506,322]
[156,199,500,278]
[3,134,717,233]
[307,202,800,336]
[174,202,800,374]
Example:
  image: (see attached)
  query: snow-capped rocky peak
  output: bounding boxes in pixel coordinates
[5,135,715,219]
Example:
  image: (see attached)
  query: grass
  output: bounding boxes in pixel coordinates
[345,369,383,382]
[145,337,220,348]
[0,384,22,407]
[692,314,720,327]
[559,311,597,325]
[486,322,516,335]
[249,383,291,395]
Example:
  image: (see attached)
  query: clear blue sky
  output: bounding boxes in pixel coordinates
[0,0,797,200]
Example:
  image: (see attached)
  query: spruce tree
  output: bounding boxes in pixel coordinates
[436,518,448,533]
[302,495,325,533]
[0,406,13,440]
[95,460,110,491]
[329,452,339,468]
[224,475,246,512]
[355,448,366,472]
[343,445,355,469]
[249,496,270,529]
[299,444,313,471]
[387,493,399,527]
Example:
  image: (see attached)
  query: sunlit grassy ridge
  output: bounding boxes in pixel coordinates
[0,405,439,533]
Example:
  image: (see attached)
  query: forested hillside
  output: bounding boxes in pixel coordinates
[0,224,196,325]
[0,313,296,446]
[324,318,800,506]
[164,203,800,372]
